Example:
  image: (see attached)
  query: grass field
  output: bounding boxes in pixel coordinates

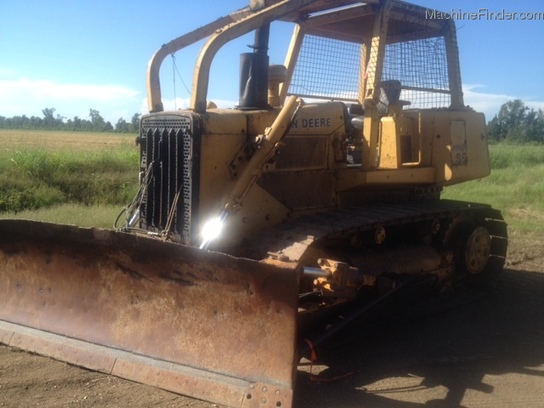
[442,144,544,234]
[0,129,136,152]
[0,129,138,228]
[0,129,543,234]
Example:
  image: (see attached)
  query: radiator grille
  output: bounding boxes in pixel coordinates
[139,114,200,244]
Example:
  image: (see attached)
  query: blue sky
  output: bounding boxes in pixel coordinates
[1,0,543,124]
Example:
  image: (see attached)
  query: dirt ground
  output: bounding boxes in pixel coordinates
[1,233,543,408]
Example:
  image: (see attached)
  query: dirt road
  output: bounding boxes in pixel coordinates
[1,235,543,407]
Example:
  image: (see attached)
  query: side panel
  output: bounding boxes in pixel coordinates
[426,110,490,185]
[198,109,291,250]
[378,116,417,168]
[401,110,490,185]
[257,102,347,212]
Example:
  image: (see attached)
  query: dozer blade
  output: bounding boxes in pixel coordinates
[0,220,299,408]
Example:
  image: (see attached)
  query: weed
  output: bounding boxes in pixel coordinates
[1,130,543,234]
[443,145,544,233]
[0,131,138,213]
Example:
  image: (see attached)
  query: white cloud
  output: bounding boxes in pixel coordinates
[462,85,512,119]
[0,78,139,102]
[161,97,191,111]
[525,100,544,113]
[463,84,544,120]
[4,76,542,126]
[0,67,17,77]
[140,97,239,114]
[0,78,140,123]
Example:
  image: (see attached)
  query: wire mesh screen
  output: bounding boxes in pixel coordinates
[288,35,361,101]
[382,36,451,109]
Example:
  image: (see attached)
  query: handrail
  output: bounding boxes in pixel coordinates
[146,9,251,113]
[146,0,323,114]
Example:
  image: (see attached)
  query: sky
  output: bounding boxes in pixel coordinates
[1,0,543,125]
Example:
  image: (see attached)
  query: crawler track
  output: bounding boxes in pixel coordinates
[251,199,508,351]
[251,199,508,268]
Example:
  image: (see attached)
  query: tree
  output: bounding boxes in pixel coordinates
[88,109,112,132]
[488,99,544,143]
[129,113,141,133]
[0,109,141,133]
[41,107,63,129]
[42,108,56,126]
[89,109,106,131]
[29,115,43,129]
[115,117,129,133]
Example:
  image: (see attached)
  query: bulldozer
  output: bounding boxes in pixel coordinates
[0,0,507,407]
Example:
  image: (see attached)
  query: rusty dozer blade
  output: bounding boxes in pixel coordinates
[0,220,299,408]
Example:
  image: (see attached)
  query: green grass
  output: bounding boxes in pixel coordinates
[0,204,123,229]
[443,144,544,234]
[1,129,543,236]
[488,144,544,170]
[0,141,138,213]
[0,129,139,227]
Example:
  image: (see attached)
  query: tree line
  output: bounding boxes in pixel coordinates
[0,108,141,133]
[0,100,542,142]
[487,100,544,144]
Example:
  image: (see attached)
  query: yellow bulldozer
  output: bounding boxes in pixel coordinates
[0,1,507,407]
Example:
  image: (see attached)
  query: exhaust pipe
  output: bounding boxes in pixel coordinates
[239,24,270,110]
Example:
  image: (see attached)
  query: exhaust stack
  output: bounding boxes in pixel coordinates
[239,24,270,110]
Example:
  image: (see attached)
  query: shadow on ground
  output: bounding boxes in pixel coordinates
[294,268,544,407]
